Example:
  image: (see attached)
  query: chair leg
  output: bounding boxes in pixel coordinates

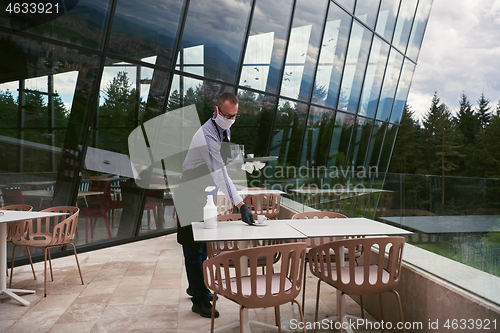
[26,247,36,281]
[9,245,17,288]
[360,295,365,319]
[302,261,308,310]
[48,248,54,281]
[314,279,321,333]
[85,216,89,243]
[153,208,158,229]
[239,306,244,333]
[44,247,48,297]
[275,305,281,333]
[392,290,406,333]
[339,291,345,333]
[210,292,218,333]
[379,293,384,332]
[291,299,307,333]
[70,243,84,285]
[104,216,112,238]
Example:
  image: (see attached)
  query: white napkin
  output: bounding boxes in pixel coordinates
[241,161,267,173]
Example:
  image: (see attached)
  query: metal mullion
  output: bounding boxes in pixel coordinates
[296,0,331,168]
[264,0,298,160]
[234,0,257,92]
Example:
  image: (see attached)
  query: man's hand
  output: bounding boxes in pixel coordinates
[239,204,255,225]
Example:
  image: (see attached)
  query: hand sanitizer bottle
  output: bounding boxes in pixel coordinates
[203,186,217,229]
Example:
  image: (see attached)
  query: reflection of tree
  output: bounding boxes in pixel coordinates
[97,71,141,154]
[0,89,68,172]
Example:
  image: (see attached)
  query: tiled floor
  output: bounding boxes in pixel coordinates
[1,234,381,333]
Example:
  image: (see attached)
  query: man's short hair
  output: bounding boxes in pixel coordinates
[217,92,238,106]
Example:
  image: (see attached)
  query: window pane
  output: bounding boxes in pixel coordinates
[358,37,390,118]
[375,49,403,121]
[406,0,432,61]
[327,111,355,169]
[300,106,335,167]
[346,117,373,169]
[108,0,186,67]
[235,90,277,157]
[312,3,352,108]
[338,22,373,113]
[3,0,112,50]
[270,99,307,166]
[336,0,355,12]
[392,0,418,51]
[366,120,387,170]
[239,0,294,94]
[378,123,398,172]
[390,60,415,123]
[179,0,252,84]
[355,0,381,29]
[375,0,400,42]
[280,0,328,101]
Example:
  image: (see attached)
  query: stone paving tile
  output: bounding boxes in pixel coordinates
[2,233,382,333]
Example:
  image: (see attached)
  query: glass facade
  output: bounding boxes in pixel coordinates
[0,0,431,255]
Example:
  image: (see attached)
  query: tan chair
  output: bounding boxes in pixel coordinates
[217,194,234,216]
[291,211,349,308]
[243,193,281,219]
[308,237,406,333]
[209,214,282,273]
[9,206,84,297]
[203,243,308,333]
[1,204,36,280]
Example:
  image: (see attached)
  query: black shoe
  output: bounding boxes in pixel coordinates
[186,288,218,301]
[192,301,219,318]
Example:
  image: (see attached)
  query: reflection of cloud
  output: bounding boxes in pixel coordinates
[408,0,500,121]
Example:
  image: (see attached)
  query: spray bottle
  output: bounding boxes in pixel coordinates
[203,186,218,229]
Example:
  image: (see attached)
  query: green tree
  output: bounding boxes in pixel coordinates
[456,93,481,176]
[477,92,491,131]
[389,105,424,174]
[422,93,462,205]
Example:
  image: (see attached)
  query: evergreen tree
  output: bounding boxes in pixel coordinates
[422,93,462,205]
[389,105,424,174]
[476,93,491,131]
[456,93,480,144]
[456,93,481,176]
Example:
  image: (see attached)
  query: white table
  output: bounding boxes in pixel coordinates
[218,189,285,196]
[284,217,412,332]
[0,210,68,306]
[192,220,306,333]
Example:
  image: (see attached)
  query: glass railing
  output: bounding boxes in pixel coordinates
[247,166,500,278]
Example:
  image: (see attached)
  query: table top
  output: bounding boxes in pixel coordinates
[289,188,391,194]
[229,189,285,196]
[243,156,278,162]
[379,215,500,234]
[22,190,104,198]
[0,210,68,224]
[284,217,413,238]
[192,220,307,242]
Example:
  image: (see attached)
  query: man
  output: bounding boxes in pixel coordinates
[174,92,255,318]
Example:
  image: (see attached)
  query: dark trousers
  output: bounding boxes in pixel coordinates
[182,243,210,304]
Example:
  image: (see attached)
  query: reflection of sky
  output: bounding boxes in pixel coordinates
[240,32,274,91]
[281,25,311,99]
[0,72,78,111]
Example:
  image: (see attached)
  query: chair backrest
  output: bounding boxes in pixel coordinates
[2,188,25,205]
[87,181,111,210]
[1,204,33,242]
[217,194,233,215]
[207,214,243,258]
[79,180,90,192]
[292,211,347,247]
[41,206,80,245]
[308,236,405,295]
[243,193,281,219]
[203,242,307,309]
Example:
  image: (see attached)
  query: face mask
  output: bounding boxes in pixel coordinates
[214,113,235,130]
